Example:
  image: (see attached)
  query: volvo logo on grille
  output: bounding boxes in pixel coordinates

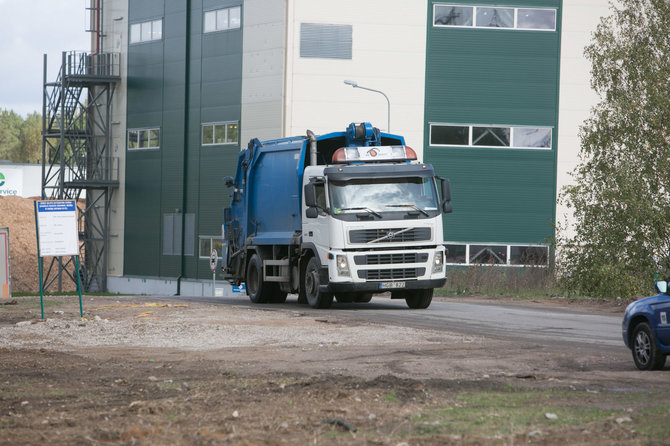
[370,227,412,243]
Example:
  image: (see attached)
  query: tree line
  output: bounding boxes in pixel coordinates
[0,109,42,164]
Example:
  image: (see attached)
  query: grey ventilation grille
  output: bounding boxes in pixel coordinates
[300,23,352,60]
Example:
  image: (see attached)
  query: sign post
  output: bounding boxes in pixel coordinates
[34,200,82,318]
[0,227,10,298]
[209,249,218,297]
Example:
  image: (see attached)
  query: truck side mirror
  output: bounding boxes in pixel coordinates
[304,183,318,208]
[441,178,451,202]
[224,176,234,187]
[305,207,318,218]
[439,177,452,214]
[223,207,232,223]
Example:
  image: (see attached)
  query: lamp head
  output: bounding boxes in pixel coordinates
[343,79,358,87]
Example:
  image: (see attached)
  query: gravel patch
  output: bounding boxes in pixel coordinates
[0,302,475,351]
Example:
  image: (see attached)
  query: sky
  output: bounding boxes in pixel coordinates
[0,0,90,117]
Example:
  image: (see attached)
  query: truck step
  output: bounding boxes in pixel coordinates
[263,259,290,282]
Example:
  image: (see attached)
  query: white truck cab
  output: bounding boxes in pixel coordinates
[301,145,450,309]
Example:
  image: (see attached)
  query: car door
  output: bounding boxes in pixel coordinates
[651,299,670,346]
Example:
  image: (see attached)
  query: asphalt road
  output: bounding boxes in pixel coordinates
[155,294,625,350]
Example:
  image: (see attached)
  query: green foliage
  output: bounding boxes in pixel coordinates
[0,109,23,161]
[0,109,42,163]
[559,0,670,298]
[383,391,398,403]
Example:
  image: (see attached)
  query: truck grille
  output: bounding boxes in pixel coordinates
[354,253,429,265]
[357,268,425,280]
[349,227,431,244]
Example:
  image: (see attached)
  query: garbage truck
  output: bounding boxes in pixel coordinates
[222,123,452,309]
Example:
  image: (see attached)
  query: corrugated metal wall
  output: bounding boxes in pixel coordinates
[424,0,562,245]
[125,0,242,279]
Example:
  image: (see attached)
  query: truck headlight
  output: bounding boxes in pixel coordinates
[432,252,444,273]
[336,255,350,277]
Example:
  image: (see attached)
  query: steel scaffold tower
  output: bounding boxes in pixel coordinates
[42,51,120,292]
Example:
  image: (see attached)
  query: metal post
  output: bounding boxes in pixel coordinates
[41,54,47,199]
[58,52,67,293]
[344,80,391,132]
[34,202,44,319]
[76,255,83,318]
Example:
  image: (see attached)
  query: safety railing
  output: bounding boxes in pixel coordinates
[64,51,120,78]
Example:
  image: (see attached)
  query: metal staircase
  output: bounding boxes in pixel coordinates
[42,51,120,292]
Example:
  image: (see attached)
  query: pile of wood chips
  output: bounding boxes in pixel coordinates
[0,196,77,293]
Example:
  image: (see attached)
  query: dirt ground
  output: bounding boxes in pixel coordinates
[0,195,78,293]
[1,295,668,445]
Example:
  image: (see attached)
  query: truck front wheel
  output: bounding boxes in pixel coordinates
[304,257,333,309]
[405,289,433,309]
[246,254,287,303]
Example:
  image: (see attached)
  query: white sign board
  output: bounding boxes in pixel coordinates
[36,201,79,257]
[0,227,10,298]
[0,168,22,196]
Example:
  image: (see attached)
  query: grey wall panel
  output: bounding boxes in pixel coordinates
[240,0,285,144]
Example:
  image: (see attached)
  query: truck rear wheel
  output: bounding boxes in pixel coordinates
[246,254,283,304]
[405,289,433,309]
[304,257,333,309]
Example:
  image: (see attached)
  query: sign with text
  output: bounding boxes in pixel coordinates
[0,227,10,298]
[0,168,22,196]
[35,201,79,257]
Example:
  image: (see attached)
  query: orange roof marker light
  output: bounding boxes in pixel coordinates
[331,145,417,164]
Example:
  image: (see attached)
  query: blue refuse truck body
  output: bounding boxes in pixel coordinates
[222,123,452,309]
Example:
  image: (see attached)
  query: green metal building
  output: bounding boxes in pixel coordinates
[424,2,561,266]
[124,1,243,281]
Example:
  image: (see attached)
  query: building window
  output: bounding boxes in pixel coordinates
[300,23,352,60]
[445,243,549,266]
[517,9,556,30]
[204,6,241,33]
[202,122,239,146]
[434,5,473,26]
[128,128,160,150]
[476,7,514,28]
[513,127,552,148]
[433,5,556,31]
[429,124,552,149]
[199,236,224,258]
[472,126,510,147]
[130,19,163,44]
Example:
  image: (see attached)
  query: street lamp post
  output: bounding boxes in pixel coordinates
[344,80,390,132]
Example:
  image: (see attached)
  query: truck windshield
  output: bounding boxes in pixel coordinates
[329,177,439,214]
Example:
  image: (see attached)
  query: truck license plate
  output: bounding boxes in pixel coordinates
[380,281,405,289]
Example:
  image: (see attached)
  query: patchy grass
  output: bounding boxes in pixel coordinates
[0,296,67,310]
[438,265,601,301]
[383,391,398,403]
[11,292,124,297]
[636,404,670,439]
[407,387,666,440]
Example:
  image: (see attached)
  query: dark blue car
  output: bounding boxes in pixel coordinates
[622,280,670,370]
